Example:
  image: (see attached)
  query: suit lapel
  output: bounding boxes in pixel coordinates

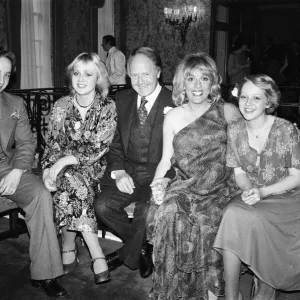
[118,90,138,155]
[148,88,170,161]
[0,93,16,152]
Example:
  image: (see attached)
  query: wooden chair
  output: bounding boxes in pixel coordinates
[0,196,27,241]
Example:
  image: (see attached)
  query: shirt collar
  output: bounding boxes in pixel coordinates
[137,84,162,111]
[108,46,116,55]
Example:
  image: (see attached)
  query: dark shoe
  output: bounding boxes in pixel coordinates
[91,257,111,284]
[139,243,154,278]
[62,246,78,274]
[31,278,67,298]
[105,251,124,272]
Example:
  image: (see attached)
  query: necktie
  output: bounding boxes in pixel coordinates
[138,97,148,125]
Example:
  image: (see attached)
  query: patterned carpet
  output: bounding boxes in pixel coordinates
[0,218,299,300]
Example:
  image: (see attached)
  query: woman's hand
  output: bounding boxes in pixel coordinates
[48,157,69,183]
[43,169,57,192]
[150,178,170,206]
[241,188,262,205]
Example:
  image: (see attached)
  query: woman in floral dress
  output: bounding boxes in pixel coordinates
[42,53,117,284]
[214,74,300,300]
[147,53,241,300]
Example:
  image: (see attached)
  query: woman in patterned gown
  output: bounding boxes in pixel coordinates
[146,52,241,300]
[42,53,117,284]
[214,74,300,300]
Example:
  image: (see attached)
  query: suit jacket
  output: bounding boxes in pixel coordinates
[0,92,35,170]
[102,86,175,185]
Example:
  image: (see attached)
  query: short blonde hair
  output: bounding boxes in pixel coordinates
[238,74,280,114]
[172,52,222,106]
[66,52,110,97]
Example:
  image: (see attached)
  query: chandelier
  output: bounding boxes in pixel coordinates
[164,4,201,45]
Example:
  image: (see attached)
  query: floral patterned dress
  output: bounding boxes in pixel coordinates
[42,93,117,233]
[214,117,300,291]
[147,100,240,300]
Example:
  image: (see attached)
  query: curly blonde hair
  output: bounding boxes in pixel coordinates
[172,52,222,106]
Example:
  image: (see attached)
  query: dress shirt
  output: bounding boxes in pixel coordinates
[106,46,126,85]
[137,84,162,114]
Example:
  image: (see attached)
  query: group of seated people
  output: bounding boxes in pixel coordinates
[1,45,300,300]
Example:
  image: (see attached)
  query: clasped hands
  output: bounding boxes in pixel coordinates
[241,188,262,205]
[43,157,69,192]
[150,178,169,206]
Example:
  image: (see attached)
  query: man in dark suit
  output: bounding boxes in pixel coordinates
[94,47,174,278]
[0,50,67,298]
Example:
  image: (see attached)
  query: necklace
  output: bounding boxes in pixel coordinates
[75,96,94,108]
[246,116,269,139]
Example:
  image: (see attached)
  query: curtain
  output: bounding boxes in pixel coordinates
[20,0,52,89]
[98,1,114,63]
[20,0,37,89]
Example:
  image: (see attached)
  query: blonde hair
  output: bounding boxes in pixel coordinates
[172,52,222,106]
[238,74,280,114]
[66,52,110,97]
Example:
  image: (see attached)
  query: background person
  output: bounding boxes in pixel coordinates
[101,35,127,85]
[228,35,250,85]
[42,52,117,285]
[214,74,300,300]
[147,52,241,300]
[279,40,300,86]
[0,49,67,298]
[94,47,175,279]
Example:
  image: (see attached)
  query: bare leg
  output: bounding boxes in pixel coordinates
[61,226,77,264]
[82,231,108,274]
[223,250,242,300]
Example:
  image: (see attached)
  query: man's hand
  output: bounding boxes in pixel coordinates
[241,188,262,205]
[0,169,23,196]
[114,170,135,194]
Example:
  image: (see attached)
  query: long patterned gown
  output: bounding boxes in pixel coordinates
[214,117,300,291]
[42,93,117,233]
[147,100,240,300]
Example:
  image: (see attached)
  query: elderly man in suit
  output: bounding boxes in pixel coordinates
[94,47,174,278]
[102,35,127,85]
[0,49,67,298]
